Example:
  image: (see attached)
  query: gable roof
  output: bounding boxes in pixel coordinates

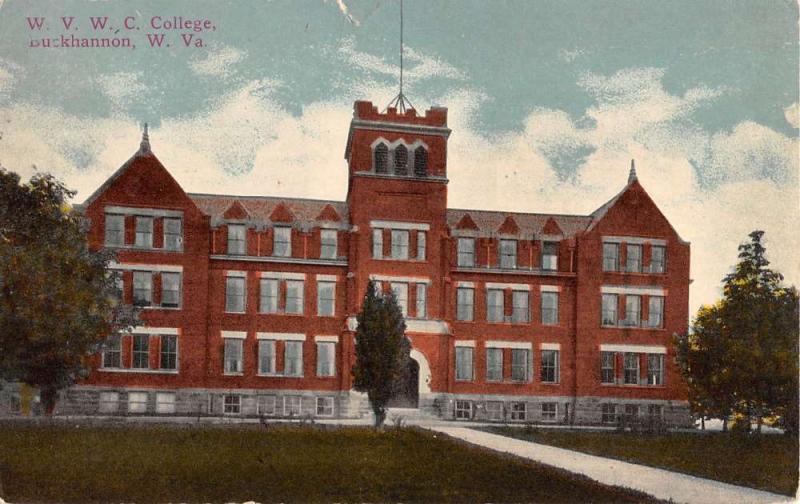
[447,208,592,239]
[189,193,349,228]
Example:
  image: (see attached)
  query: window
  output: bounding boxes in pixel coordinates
[414,146,428,176]
[456,287,474,321]
[455,346,474,381]
[273,227,291,257]
[258,340,276,375]
[132,334,149,369]
[227,224,246,255]
[541,403,557,421]
[541,292,559,325]
[626,244,642,273]
[285,280,304,314]
[601,351,616,384]
[457,238,475,267]
[542,242,559,271]
[511,291,529,323]
[486,289,504,322]
[98,392,119,413]
[510,402,527,421]
[317,281,335,317]
[647,296,664,328]
[601,403,617,424]
[223,395,241,414]
[284,341,303,376]
[486,347,503,381]
[284,395,302,416]
[623,353,639,385]
[624,295,641,327]
[161,272,181,308]
[601,294,618,326]
[391,282,409,316]
[257,395,276,415]
[394,144,408,175]
[135,216,153,248]
[499,239,517,269]
[540,350,559,383]
[374,143,388,173]
[133,271,152,307]
[647,354,664,385]
[260,278,279,313]
[316,397,334,416]
[650,245,666,273]
[320,229,337,259]
[225,277,245,313]
[415,284,427,318]
[603,242,619,271]
[163,218,182,251]
[102,336,121,368]
[316,342,335,377]
[156,393,176,414]
[486,401,504,421]
[160,334,177,370]
[224,339,243,374]
[128,392,148,414]
[372,229,383,259]
[624,404,639,423]
[648,404,663,419]
[391,230,409,259]
[104,214,125,246]
[455,400,472,420]
[511,348,530,382]
[416,231,426,260]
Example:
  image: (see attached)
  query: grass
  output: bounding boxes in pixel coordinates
[0,422,661,503]
[480,426,799,496]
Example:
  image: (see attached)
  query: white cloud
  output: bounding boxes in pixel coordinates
[784,102,799,128]
[95,71,148,111]
[189,44,247,78]
[0,63,796,317]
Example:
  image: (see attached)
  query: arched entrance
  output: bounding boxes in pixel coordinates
[388,348,431,409]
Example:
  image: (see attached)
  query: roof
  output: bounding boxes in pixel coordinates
[446,208,593,238]
[188,193,349,228]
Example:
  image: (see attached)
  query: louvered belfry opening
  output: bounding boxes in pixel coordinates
[414,146,428,176]
[374,143,389,173]
[394,144,408,175]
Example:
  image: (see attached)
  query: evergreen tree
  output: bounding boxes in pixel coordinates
[675,231,798,434]
[0,168,138,413]
[352,280,410,427]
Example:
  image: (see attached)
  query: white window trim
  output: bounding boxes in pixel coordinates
[130,326,180,335]
[601,285,666,296]
[225,270,247,278]
[314,335,339,343]
[485,341,533,350]
[221,330,247,339]
[541,343,561,351]
[454,340,476,348]
[486,282,529,291]
[315,274,338,282]
[105,206,183,218]
[260,271,307,280]
[109,262,183,273]
[370,220,431,231]
[256,332,306,341]
[600,344,666,354]
[540,285,560,293]
[456,281,475,288]
[369,274,431,285]
[603,235,667,246]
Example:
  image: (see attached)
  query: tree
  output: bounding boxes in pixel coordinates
[675,231,798,435]
[352,280,411,427]
[0,168,138,413]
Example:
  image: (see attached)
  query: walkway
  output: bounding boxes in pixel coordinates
[428,426,795,504]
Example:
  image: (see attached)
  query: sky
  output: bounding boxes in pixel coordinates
[0,0,797,315]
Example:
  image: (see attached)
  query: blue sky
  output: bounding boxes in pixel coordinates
[0,0,797,312]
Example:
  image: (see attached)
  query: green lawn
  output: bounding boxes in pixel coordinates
[0,422,660,503]
[480,426,799,496]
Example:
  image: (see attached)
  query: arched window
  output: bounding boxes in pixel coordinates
[414,146,428,177]
[394,145,408,175]
[374,143,388,173]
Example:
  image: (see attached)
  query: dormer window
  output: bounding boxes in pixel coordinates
[227,224,246,255]
[394,144,408,175]
[414,146,428,176]
[374,143,388,173]
[273,227,291,257]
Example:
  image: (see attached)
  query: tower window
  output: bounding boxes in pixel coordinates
[374,143,388,173]
[414,146,428,177]
[394,145,408,175]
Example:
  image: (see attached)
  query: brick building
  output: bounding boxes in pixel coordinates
[60,100,692,426]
